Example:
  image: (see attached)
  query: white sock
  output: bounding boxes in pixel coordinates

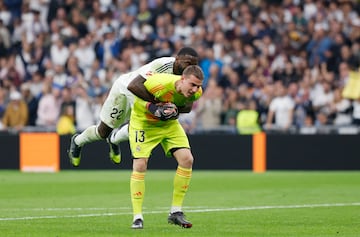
[133,214,143,221]
[75,125,102,146]
[170,206,182,214]
[111,123,129,144]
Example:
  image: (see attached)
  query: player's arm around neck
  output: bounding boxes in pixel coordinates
[128,75,159,103]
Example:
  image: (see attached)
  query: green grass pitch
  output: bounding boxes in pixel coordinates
[0,170,359,237]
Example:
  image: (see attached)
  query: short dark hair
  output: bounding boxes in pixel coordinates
[177,47,198,58]
[183,65,204,81]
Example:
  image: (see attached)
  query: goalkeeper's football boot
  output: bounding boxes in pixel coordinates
[168,212,192,228]
[68,134,82,167]
[131,219,143,229]
[106,137,121,164]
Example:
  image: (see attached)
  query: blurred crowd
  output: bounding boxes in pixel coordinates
[0,0,360,135]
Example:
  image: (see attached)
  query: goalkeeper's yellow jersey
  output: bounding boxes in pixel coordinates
[130,73,202,128]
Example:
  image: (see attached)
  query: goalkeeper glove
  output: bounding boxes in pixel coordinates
[147,102,179,121]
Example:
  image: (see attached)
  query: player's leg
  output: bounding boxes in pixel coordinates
[128,124,160,229]
[102,89,132,164]
[108,122,129,164]
[109,122,129,145]
[130,158,147,229]
[68,81,129,166]
[168,148,193,228]
[162,124,193,228]
[68,121,111,167]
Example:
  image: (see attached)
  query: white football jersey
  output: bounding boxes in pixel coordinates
[113,57,176,98]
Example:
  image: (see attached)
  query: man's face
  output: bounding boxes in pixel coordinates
[179,74,202,97]
[173,55,199,75]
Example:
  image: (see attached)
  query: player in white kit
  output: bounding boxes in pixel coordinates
[68,47,199,167]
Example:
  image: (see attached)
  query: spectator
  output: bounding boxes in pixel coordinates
[28,1,50,29]
[200,47,223,89]
[27,8,48,38]
[222,87,240,126]
[299,113,317,135]
[137,0,152,25]
[119,24,140,52]
[306,26,333,68]
[293,88,315,128]
[94,25,121,68]
[65,56,85,89]
[50,36,70,67]
[0,55,22,89]
[352,97,360,126]
[129,45,149,72]
[92,93,106,126]
[311,79,334,115]
[153,39,173,58]
[0,87,7,129]
[60,86,76,126]
[35,83,61,128]
[178,109,197,134]
[328,88,352,126]
[174,17,193,44]
[339,44,359,70]
[273,61,301,85]
[337,62,351,89]
[20,82,38,126]
[0,19,11,57]
[0,2,12,27]
[236,99,261,135]
[195,79,223,130]
[1,90,28,132]
[17,40,38,81]
[73,36,96,75]
[352,42,360,68]
[32,33,47,74]
[52,64,69,89]
[28,71,44,99]
[83,58,105,83]
[74,84,96,132]
[314,109,332,134]
[265,81,295,132]
[69,8,88,39]
[48,18,62,43]
[87,75,108,99]
[56,104,76,135]
[324,32,345,74]
[11,17,23,48]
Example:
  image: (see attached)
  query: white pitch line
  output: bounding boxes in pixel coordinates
[1,203,359,221]
[1,207,133,212]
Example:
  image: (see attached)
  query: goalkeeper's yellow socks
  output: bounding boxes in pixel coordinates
[130,171,145,220]
[171,166,192,212]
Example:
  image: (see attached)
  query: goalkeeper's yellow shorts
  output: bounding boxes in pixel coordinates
[129,121,189,158]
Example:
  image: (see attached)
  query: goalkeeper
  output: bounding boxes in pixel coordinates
[128,65,204,229]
